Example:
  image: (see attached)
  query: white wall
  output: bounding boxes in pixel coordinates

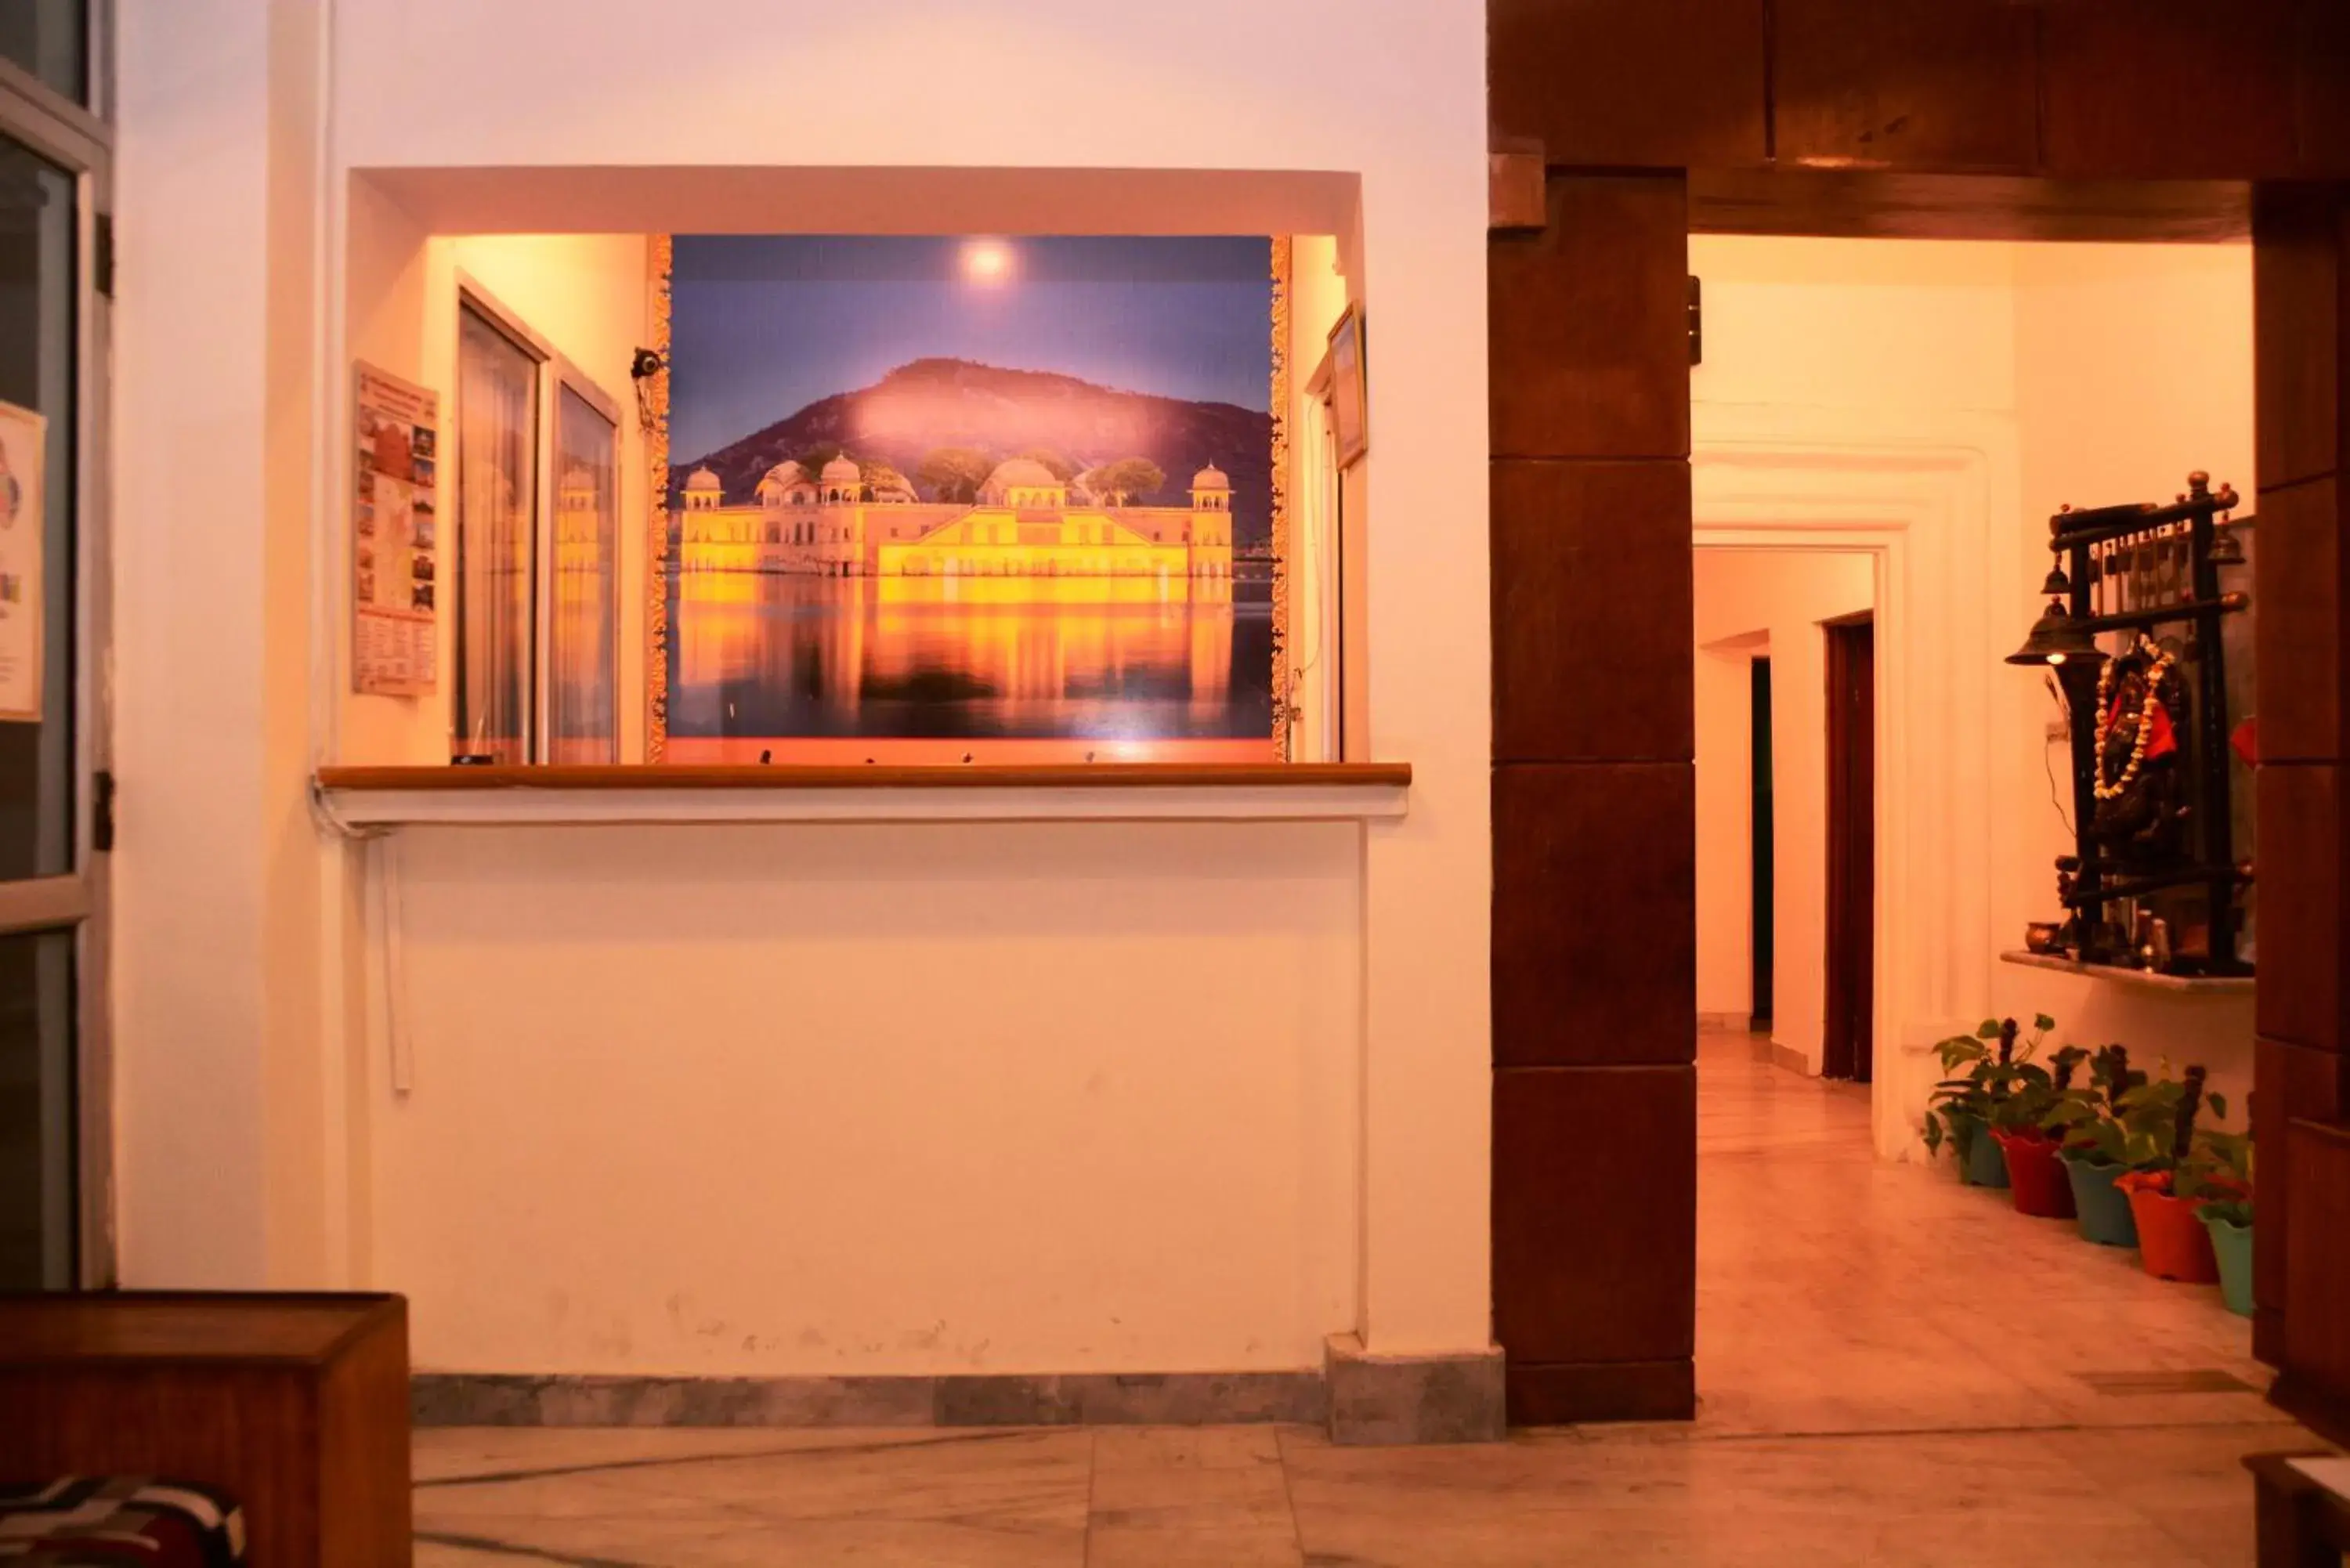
[377,822,1360,1375]
[1691,239,2020,417]
[1689,235,2255,1141]
[114,0,327,1286]
[1287,234,1349,764]
[2001,244,2258,1120]
[116,0,1491,1376]
[1692,551,1874,1067]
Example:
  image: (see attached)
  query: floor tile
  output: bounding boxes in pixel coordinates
[415,1428,1091,1566]
[396,1025,2335,1565]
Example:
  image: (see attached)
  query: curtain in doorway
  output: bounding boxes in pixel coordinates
[549,385,616,763]
[455,307,537,761]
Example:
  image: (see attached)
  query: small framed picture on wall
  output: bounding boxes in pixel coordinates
[1325,304,1367,468]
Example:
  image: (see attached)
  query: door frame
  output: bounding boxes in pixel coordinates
[1748,652,1772,1030]
[0,16,116,1287]
[1692,404,2018,1158]
[1822,610,1875,1083]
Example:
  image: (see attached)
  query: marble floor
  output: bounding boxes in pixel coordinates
[412,1024,2333,1566]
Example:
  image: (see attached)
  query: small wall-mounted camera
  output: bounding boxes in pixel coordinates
[629,348,666,432]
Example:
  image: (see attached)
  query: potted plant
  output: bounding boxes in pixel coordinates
[1924,1017,2026,1188]
[2191,1126,2254,1317]
[2110,1065,2243,1282]
[1990,1039,2088,1219]
[2047,1045,2146,1247]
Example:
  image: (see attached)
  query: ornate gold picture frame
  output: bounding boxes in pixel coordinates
[644,236,1292,764]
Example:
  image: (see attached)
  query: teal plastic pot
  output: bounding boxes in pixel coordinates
[2203,1212,2254,1318]
[2062,1152,2138,1247]
[1965,1125,2010,1189]
[1945,1115,1979,1182]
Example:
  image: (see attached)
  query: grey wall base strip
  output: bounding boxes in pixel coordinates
[1325,1333,1506,1445]
[412,1369,1329,1430]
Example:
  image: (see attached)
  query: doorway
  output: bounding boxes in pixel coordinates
[1692,546,1875,1084]
[1674,235,2264,1441]
[1822,613,1873,1083]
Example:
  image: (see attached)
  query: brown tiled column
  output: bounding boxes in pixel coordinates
[1489,173,1697,1424]
[2251,185,2350,1436]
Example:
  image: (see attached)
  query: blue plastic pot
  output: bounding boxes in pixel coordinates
[2203,1212,2254,1318]
[1964,1123,2010,1189]
[1944,1114,1983,1182]
[2062,1151,2138,1247]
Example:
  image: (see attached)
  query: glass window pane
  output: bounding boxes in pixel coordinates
[0,929,75,1288]
[455,307,537,762]
[0,2,85,106]
[550,385,616,764]
[0,139,75,880]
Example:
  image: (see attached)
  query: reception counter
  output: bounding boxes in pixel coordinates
[314,762,1414,827]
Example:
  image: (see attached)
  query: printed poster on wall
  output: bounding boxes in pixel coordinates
[0,399,46,723]
[352,362,439,695]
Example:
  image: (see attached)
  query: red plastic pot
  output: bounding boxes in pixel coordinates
[1992,1128,2077,1219]
[2115,1172,2248,1283]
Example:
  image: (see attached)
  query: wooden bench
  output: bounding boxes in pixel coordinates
[0,1292,412,1568]
[2247,1451,2350,1567]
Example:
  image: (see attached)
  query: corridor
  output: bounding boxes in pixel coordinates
[1693,1022,2276,1437]
[407,1029,2323,1567]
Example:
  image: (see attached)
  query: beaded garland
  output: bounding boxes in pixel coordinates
[646,234,673,762]
[2092,636,2177,803]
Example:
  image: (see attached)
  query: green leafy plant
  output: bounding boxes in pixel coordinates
[2199,1194,2253,1227]
[1923,1014,2058,1157]
[2058,1056,2232,1180]
[2042,1043,2141,1155]
[2178,1112,2253,1205]
[1922,1017,2000,1159]
[1994,1041,2088,1139]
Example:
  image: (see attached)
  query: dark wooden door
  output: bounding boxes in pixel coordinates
[1824,616,1875,1083]
[1750,656,1774,1028]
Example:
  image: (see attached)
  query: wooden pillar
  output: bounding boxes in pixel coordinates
[1488,172,1697,1423]
[2251,182,2350,1440]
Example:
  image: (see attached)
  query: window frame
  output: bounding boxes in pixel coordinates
[540,358,624,762]
[452,278,546,763]
[453,275,629,764]
[0,0,104,131]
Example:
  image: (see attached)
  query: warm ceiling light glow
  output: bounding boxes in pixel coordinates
[962,239,1014,284]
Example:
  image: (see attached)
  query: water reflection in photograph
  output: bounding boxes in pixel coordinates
[667,572,1274,745]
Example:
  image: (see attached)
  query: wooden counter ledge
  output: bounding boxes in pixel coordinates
[313,762,1415,827]
[318,762,1410,791]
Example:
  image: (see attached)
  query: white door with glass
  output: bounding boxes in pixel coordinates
[0,0,112,1290]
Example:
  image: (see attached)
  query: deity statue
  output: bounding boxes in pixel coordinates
[2088,636,2189,865]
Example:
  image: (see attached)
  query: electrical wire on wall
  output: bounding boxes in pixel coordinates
[2044,671,2074,836]
[309,782,412,1099]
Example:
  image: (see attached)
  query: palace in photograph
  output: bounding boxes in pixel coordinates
[674,455,1237,579]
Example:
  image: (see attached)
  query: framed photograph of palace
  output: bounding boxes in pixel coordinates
[646,234,1291,763]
